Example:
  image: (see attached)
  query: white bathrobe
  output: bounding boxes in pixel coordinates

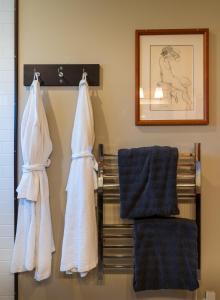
[60,76,98,277]
[11,78,55,281]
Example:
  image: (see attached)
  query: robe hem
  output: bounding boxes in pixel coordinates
[60,260,98,274]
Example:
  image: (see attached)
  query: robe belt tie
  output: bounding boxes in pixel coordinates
[72,152,98,170]
[72,152,98,189]
[72,152,94,159]
[22,159,51,173]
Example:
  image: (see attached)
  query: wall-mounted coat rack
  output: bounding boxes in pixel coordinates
[24,64,100,86]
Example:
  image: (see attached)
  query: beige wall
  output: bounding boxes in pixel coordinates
[18,0,220,299]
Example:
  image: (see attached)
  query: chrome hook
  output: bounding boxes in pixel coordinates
[33,68,40,80]
[58,66,64,78]
[58,66,64,84]
[82,68,87,80]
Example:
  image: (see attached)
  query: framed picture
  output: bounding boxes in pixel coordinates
[135,28,209,125]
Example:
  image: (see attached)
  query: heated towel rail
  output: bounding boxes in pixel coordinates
[97,144,201,280]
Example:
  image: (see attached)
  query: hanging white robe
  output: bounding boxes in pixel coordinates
[60,76,98,277]
[11,78,55,281]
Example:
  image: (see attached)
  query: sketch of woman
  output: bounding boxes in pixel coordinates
[157,46,192,110]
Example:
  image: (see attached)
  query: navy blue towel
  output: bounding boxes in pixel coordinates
[118,146,179,218]
[133,217,199,292]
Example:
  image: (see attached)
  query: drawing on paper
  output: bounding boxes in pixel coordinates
[150,45,194,111]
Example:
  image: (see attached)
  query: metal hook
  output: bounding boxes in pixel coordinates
[58,66,64,78]
[33,68,40,80]
[58,66,64,84]
[82,68,88,80]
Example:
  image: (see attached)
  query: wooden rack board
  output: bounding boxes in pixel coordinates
[24,64,100,86]
[97,144,201,280]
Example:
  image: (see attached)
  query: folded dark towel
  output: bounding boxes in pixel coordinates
[118,146,179,218]
[133,217,199,292]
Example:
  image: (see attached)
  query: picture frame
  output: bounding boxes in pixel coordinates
[135,28,209,125]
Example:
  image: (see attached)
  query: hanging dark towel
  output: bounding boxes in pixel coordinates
[118,146,179,218]
[133,217,199,292]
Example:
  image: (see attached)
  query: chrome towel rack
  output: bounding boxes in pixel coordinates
[97,143,201,280]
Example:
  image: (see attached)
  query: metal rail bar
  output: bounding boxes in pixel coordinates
[102,183,196,188]
[104,224,133,228]
[104,255,133,259]
[103,264,132,269]
[104,245,133,249]
[104,234,133,239]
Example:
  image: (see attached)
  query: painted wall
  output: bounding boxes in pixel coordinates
[18,0,220,299]
[0,0,15,299]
